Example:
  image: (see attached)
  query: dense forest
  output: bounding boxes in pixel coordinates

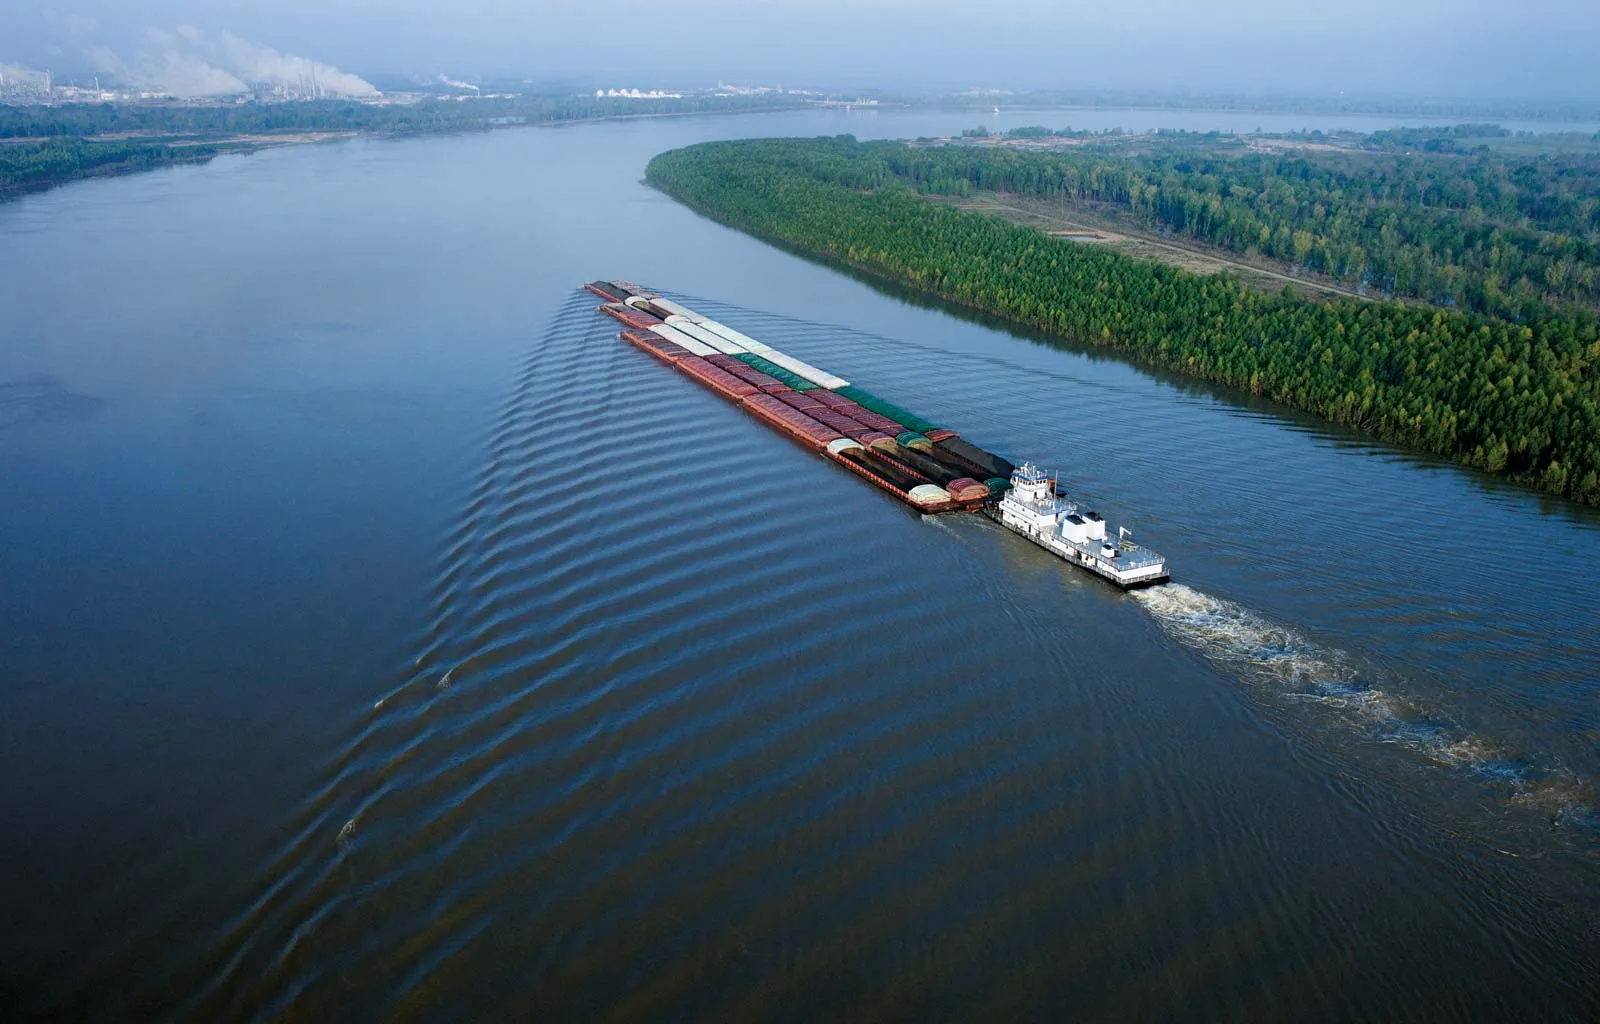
[0,93,807,140]
[646,137,1600,505]
[0,137,221,190]
[0,92,809,197]
[873,135,1600,321]
[936,90,1600,123]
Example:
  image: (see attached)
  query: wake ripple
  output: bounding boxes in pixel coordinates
[1133,583,1595,824]
[156,290,1598,1022]
[178,290,1117,1020]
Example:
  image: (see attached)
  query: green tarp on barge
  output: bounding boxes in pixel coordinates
[733,353,822,391]
[831,385,943,435]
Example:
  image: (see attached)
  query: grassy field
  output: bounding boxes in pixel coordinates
[926,189,1366,303]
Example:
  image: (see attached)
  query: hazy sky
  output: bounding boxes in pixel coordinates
[5,0,1598,97]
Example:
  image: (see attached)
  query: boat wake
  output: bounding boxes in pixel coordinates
[1133,584,1595,825]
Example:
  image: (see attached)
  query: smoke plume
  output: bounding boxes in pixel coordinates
[216,32,379,97]
[87,26,378,98]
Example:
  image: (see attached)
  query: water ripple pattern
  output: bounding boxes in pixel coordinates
[1133,584,1596,824]
[170,289,1600,1021]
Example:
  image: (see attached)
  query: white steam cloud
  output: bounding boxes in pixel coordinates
[216,32,379,98]
[0,63,52,87]
[89,26,378,99]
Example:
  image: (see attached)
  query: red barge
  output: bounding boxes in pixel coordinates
[583,280,1017,516]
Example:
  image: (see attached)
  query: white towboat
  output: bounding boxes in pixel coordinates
[993,463,1168,589]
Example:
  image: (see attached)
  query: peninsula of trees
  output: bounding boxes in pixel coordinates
[646,136,1600,505]
[0,137,224,192]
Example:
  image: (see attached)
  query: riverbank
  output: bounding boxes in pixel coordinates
[0,136,244,200]
[6,101,1599,1023]
[646,137,1600,507]
[0,95,813,203]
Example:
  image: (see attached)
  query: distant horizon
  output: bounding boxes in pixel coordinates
[8,67,1600,104]
[3,1,1597,105]
[5,67,1600,119]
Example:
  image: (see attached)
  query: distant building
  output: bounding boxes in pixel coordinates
[595,88,683,100]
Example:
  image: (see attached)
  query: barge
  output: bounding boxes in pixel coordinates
[582,280,1169,589]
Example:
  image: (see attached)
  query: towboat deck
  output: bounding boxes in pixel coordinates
[993,462,1168,588]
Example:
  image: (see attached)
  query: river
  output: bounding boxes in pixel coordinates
[2,107,1598,1021]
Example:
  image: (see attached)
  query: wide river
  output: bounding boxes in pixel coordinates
[3,108,1598,1021]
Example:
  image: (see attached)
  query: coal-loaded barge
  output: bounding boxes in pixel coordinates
[584,280,1169,589]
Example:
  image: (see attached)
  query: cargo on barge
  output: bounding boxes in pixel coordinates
[587,281,1169,587]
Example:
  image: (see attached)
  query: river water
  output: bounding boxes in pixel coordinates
[2,108,1598,1021]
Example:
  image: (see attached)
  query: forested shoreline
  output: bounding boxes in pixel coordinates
[0,93,811,198]
[0,93,811,140]
[646,137,1600,505]
[0,137,226,192]
[887,132,1600,320]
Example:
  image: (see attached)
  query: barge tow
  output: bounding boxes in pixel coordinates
[582,279,1170,589]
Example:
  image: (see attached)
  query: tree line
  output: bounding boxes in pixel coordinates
[858,137,1600,321]
[939,90,1600,123]
[0,93,811,198]
[0,93,808,140]
[646,136,1600,506]
[0,137,221,190]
